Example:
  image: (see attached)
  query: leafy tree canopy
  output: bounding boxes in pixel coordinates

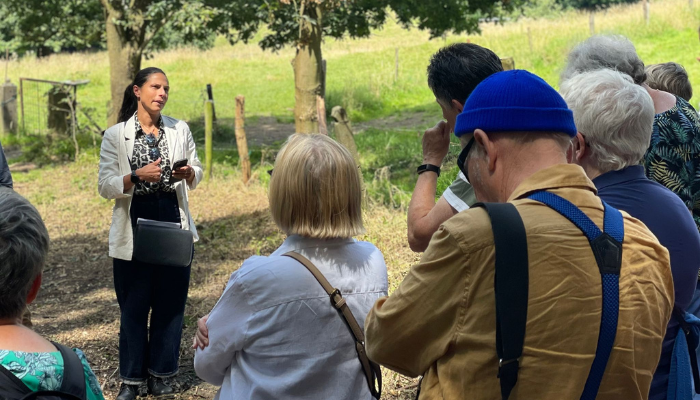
[0,0,217,56]
[204,0,520,51]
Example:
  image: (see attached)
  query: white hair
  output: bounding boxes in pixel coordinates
[561,35,646,85]
[560,69,654,174]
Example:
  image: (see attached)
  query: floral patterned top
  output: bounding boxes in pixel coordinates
[643,96,700,233]
[130,112,175,195]
[0,348,104,400]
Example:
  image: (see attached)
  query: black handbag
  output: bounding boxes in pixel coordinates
[132,218,193,267]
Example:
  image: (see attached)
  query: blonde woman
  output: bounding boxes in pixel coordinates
[193,134,388,399]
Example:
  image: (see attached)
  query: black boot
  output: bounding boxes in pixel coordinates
[116,384,140,400]
[147,376,175,397]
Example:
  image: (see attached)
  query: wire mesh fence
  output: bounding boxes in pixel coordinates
[19,78,87,135]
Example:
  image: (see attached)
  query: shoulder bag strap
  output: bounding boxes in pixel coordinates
[527,191,623,400]
[672,307,700,394]
[52,343,87,400]
[473,202,529,400]
[283,251,382,399]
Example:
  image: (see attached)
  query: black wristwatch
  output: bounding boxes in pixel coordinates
[130,170,140,184]
[417,164,441,177]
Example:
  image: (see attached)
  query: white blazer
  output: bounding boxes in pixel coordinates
[98,114,203,261]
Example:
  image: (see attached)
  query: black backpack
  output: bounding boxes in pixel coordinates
[0,342,87,400]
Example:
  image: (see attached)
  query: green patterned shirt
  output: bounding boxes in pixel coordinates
[643,96,700,233]
[0,348,104,400]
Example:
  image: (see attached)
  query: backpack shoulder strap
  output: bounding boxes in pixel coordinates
[18,390,83,400]
[282,251,382,399]
[526,191,623,400]
[473,202,529,400]
[52,343,87,400]
[0,362,33,398]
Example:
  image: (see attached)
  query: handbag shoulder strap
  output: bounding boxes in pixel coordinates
[283,251,382,399]
[472,202,529,400]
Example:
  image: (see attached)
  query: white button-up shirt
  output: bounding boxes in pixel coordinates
[194,235,388,400]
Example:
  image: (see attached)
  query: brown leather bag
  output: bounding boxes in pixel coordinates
[283,251,382,399]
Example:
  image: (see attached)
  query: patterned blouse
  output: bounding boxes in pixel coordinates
[130,113,174,195]
[0,348,104,400]
[643,96,700,233]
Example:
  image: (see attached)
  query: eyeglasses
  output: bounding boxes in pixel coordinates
[145,133,161,160]
[457,136,475,183]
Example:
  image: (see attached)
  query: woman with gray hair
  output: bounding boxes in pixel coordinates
[0,188,105,399]
[562,35,700,233]
[560,69,700,400]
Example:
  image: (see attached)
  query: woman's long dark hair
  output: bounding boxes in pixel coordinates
[117,67,166,124]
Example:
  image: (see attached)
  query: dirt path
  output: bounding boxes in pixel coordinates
[12,160,420,400]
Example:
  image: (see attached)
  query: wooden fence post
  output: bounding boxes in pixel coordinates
[1,80,17,136]
[235,95,251,184]
[644,0,650,25]
[500,57,515,71]
[331,105,364,201]
[317,60,328,135]
[204,100,213,182]
[395,48,399,82]
[589,12,595,36]
[206,83,217,122]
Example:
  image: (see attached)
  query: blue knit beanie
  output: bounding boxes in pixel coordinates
[454,70,577,138]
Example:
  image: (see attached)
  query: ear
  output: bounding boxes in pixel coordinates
[133,84,141,100]
[573,133,587,162]
[451,99,464,114]
[473,129,497,171]
[26,273,42,305]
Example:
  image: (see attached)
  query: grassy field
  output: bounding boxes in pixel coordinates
[5,0,700,127]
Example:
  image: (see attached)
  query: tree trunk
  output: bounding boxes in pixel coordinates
[292,3,323,134]
[105,7,143,126]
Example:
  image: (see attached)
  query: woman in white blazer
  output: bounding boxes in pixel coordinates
[98,67,202,400]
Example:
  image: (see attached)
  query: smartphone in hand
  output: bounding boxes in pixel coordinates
[170,158,189,182]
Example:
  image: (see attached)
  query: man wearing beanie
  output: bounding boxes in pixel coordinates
[407,43,503,252]
[365,70,673,399]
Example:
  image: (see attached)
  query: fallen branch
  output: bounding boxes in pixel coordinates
[101,366,119,391]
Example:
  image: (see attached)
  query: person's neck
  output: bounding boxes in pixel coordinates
[494,146,568,202]
[137,107,160,133]
[581,164,603,181]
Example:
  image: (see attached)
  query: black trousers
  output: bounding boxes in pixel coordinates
[113,192,191,383]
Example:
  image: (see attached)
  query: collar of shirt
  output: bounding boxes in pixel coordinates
[134,111,164,136]
[508,163,597,202]
[592,165,647,191]
[271,235,356,256]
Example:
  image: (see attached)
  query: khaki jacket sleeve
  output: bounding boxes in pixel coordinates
[98,126,131,200]
[183,123,203,191]
[365,225,468,377]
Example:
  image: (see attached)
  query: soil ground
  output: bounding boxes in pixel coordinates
[11,157,422,400]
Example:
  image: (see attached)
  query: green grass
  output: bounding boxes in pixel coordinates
[5,0,700,130]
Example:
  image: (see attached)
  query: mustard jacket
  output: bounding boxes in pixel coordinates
[366,164,674,400]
